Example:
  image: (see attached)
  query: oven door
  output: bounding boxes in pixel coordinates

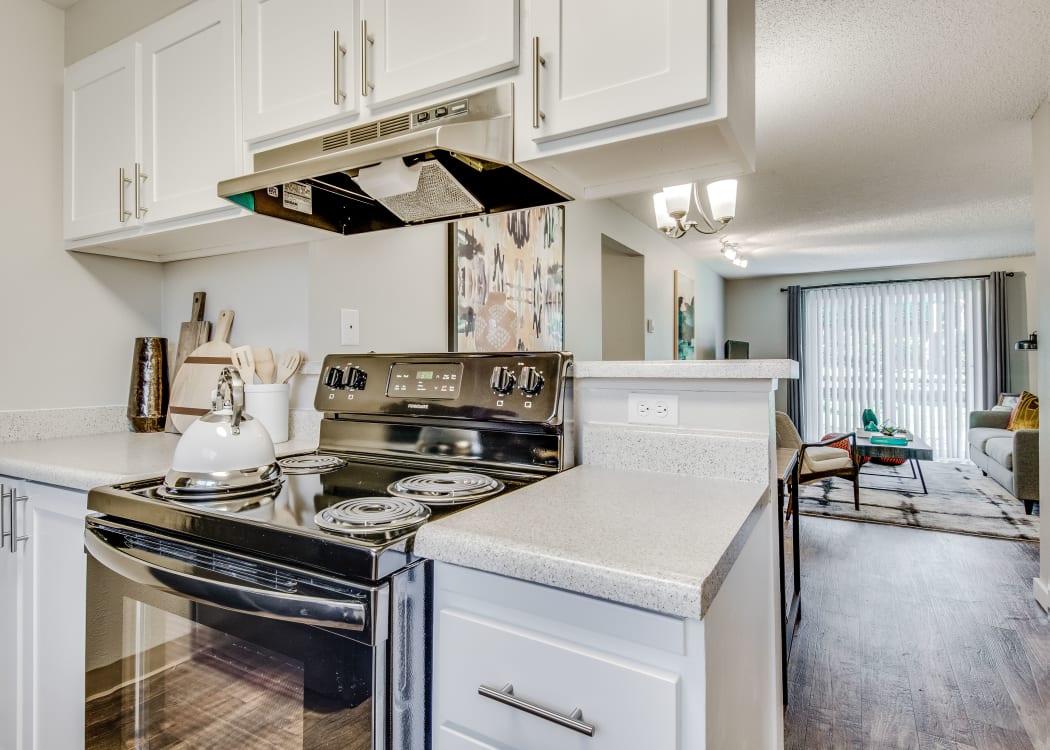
[83,516,389,749]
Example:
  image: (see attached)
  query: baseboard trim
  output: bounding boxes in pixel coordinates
[1034,577,1050,612]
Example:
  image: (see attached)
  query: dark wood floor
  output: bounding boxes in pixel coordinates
[784,516,1050,750]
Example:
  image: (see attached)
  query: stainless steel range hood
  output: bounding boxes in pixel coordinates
[217,84,569,235]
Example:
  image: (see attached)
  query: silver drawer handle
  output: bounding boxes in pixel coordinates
[361,20,375,95]
[134,161,148,219]
[478,682,595,737]
[118,167,132,222]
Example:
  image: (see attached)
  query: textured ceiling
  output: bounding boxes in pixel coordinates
[614,0,1050,278]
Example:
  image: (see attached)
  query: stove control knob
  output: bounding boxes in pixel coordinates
[490,366,516,396]
[518,366,545,397]
[323,365,345,389]
[344,366,368,390]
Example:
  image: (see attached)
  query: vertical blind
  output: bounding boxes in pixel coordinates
[802,279,986,459]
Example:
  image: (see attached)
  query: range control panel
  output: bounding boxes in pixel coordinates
[315,352,571,424]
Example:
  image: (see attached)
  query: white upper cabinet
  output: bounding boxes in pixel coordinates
[361,0,517,108]
[64,41,139,239]
[241,0,359,142]
[141,0,240,223]
[63,0,241,242]
[527,0,709,142]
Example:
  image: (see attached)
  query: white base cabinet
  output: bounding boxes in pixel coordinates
[433,563,703,749]
[0,477,88,750]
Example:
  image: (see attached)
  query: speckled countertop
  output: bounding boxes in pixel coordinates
[0,432,318,491]
[414,464,768,620]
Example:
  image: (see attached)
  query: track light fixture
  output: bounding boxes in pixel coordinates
[720,239,749,268]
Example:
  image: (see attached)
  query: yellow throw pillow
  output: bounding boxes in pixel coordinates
[1007,390,1039,430]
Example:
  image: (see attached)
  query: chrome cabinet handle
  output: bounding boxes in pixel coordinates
[478,683,595,737]
[134,162,148,219]
[361,20,374,95]
[531,36,546,129]
[333,30,347,105]
[0,484,29,554]
[118,167,132,222]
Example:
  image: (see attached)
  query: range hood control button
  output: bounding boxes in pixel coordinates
[435,106,448,117]
[323,366,345,389]
[490,366,516,396]
[344,366,368,390]
[416,111,430,123]
[518,367,544,397]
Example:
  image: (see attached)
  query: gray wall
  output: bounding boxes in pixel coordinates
[724,255,1038,412]
[1,0,162,411]
[600,240,645,360]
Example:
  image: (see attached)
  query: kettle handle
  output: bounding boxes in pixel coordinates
[214,366,246,434]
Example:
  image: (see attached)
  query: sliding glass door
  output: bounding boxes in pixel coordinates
[802,278,986,459]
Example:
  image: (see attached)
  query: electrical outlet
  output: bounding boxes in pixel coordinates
[340,309,360,345]
[627,393,679,425]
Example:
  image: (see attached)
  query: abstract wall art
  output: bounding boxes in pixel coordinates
[449,206,565,352]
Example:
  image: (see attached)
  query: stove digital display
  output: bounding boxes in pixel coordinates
[387,362,463,400]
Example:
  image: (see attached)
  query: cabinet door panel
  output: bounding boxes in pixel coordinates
[28,484,88,750]
[364,0,517,107]
[141,0,239,223]
[0,478,30,750]
[64,42,138,239]
[530,0,709,141]
[242,0,359,141]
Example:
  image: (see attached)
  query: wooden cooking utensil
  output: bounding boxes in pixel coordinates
[172,292,211,378]
[275,350,304,384]
[253,347,275,384]
[231,346,256,384]
[167,309,235,433]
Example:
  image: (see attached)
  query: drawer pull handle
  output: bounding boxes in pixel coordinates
[478,682,595,737]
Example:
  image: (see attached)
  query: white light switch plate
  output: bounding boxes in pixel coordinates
[340,308,360,345]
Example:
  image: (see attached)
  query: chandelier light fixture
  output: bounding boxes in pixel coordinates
[720,239,748,268]
[653,179,738,238]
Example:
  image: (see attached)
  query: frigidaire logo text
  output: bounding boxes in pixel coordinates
[407,403,429,410]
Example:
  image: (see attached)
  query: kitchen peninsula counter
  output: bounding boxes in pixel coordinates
[0,431,317,490]
[414,464,768,619]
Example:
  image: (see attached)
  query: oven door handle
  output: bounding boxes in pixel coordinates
[84,526,369,631]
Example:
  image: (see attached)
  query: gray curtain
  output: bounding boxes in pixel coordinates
[986,271,1008,408]
[786,285,804,429]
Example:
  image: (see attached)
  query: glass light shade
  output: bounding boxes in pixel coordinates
[652,193,674,230]
[733,257,748,268]
[662,184,693,217]
[706,179,738,222]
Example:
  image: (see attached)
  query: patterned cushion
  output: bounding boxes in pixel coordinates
[872,456,907,466]
[1008,391,1039,430]
[820,434,868,465]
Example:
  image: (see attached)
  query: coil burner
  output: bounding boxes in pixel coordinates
[277,454,347,475]
[387,472,505,506]
[314,497,431,540]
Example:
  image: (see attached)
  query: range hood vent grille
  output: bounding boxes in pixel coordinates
[379,114,411,138]
[349,123,377,145]
[321,131,349,151]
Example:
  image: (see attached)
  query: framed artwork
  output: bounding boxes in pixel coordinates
[674,271,696,360]
[449,206,565,352]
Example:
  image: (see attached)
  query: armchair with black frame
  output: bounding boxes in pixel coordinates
[775,412,862,510]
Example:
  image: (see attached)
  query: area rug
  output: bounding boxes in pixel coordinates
[796,459,1040,541]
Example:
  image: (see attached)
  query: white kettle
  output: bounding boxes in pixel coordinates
[163,366,281,495]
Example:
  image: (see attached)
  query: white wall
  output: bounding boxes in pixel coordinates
[158,200,727,377]
[724,255,1038,411]
[1031,101,1050,608]
[0,0,162,412]
[64,0,192,63]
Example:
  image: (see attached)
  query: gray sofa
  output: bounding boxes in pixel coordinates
[968,410,1039,514]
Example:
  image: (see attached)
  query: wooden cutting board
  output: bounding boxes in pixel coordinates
[167,309,235,434]
[172,291,211,378]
